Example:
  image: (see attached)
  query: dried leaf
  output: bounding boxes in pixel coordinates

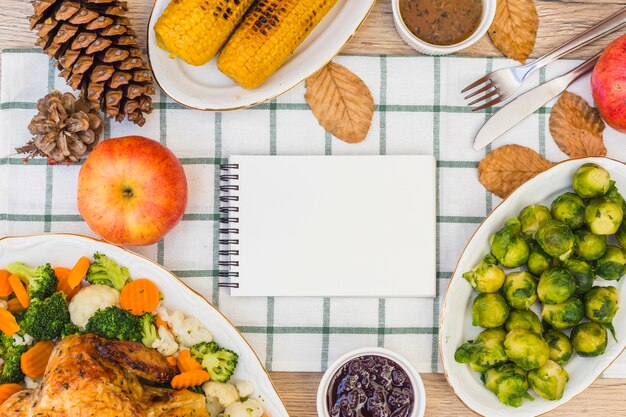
[549,91,606,158]
[478,145,553,198]
[305,62,374,143]
[489,0,539,63]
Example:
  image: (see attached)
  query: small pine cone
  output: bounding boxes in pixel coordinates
[30,0,154,126]
[17,91,103,164]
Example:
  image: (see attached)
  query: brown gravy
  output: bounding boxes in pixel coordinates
[399,0,483,46]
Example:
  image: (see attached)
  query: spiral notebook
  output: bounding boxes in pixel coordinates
[217,155,436,297]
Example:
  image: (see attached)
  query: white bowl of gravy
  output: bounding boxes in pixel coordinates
[392,0,496,55]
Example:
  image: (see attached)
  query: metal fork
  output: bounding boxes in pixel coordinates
[462,8,626,111]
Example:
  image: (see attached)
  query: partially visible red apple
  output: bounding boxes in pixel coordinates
[591,34,626,133]
[78,136,187,246]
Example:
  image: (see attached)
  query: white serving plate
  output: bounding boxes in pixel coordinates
[440,157,626,417]
[147,0,376,111]
[0,234,289,417]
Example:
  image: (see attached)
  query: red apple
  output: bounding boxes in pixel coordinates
[78,136,188,246]
[591,34,626,133]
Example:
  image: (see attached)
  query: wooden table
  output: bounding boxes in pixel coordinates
[2,0,626,415]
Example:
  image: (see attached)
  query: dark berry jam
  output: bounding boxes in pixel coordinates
[327,355,414,417]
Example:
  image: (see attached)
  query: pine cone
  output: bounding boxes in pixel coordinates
[18,91,103,164]
[30,0,154,126]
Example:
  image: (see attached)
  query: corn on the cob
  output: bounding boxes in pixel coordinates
[154,0,255,66]
[217,0,339,89]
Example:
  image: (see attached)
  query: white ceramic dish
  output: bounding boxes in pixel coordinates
[0,234,289,417]
[316,347,426,417]
[440,157,626,417]
[147,0,375,111]
[391,0,496,56]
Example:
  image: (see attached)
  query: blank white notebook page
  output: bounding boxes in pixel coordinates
[229,155,436,297]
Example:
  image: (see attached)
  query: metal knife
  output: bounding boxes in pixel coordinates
[473,53,601,151]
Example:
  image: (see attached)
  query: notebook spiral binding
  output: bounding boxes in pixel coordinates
[218,164,240,289]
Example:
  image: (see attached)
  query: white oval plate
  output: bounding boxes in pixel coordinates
[0,234,289,417]
[440,157,626,417]
[147,0,376,111]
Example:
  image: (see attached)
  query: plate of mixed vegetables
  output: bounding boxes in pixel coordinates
[0,234,288,417]
[440,158,626,417]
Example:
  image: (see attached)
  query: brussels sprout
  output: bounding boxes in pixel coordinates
[541,298,584,330]
[585,197,624,235]
[574,228,607,261]
[563,258,595,295]
[528,360,569,401]
[551,192,585,230]
[596,246,626,281]
[455,328,508,372]
[463,254,505,293]
[502,271,538,310]
[504,329,550,371]
[506,309,542,334]
[481,363,533,408]
[527,242,554,277]
[544,330,573,365]
[472,293,510,328]
[584,286,619,324]
[490,218,530,268]
[573,163,611,199]
[537,268,576,305]
[519,205,552,237]
[571,322,608,357]
[617,221,626,249]
[536,220,575,260]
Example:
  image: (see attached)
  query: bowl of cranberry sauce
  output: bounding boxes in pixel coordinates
[317,348,426,417]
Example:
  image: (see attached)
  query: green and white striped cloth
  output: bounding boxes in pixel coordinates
[2,49,626,375]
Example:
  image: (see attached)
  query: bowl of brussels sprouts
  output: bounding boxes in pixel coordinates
[440,158,626,416]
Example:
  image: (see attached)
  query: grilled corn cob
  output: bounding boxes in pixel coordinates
[154,0,255,66]
[217,0,339,89]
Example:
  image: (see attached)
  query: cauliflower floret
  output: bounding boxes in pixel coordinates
[151,326,178,356]
[235,380,254,399]
[24,376,41,389]
[0,299,7,310]
[222,399,264,417]
[157,306,212,348]
[68,284,120,330]
[203,381,240,411]
[12,333,34,346]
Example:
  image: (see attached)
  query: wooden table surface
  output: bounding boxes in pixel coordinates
[2,0,626,415]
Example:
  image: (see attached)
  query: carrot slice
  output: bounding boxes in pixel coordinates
[56,267,80,300]
[170,369,210,389]
[8,275,29,309]
[156,314,170,331]
[166,356,177,367]
[67,257,90,289]
[7,298,25,313]
[21,341,54,378]
[119,279,160,316]
[177,349,201,373]
[0,270,12,297]
[0,383,22,404]
[0,308,20,337]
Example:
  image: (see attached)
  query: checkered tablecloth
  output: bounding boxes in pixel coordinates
[2,48,626,375]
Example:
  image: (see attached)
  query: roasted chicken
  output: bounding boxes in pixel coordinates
[0,333,210,417]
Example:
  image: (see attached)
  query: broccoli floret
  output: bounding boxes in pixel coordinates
[187,385,205,394]
[86,252,131,291]
[85,306,142,342]
[60,322,82,338]
[5,262,58,300]
[20,292,71,340]
[0,335,28,384]
[190,341,239,383]
[140,313,158,348]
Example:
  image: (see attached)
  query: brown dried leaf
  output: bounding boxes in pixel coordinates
[305,62,374,144]
[478,145,553,198]
[549,91,606,158]
[489,0,539,64]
